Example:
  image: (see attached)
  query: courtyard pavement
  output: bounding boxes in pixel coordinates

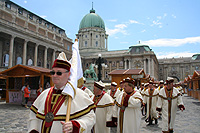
[0,94,200,133]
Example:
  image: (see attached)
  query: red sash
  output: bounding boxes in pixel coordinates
[82,86,86,91]
[44,87,67,127]
[110,89,117,98]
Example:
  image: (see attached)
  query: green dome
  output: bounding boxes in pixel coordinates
[79,9,105,30]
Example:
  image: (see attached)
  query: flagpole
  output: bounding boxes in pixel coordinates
[65,96,72,122]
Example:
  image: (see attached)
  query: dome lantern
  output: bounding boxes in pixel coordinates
[79,7,105,30]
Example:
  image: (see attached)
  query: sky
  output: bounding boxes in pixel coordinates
[11,0,200,59]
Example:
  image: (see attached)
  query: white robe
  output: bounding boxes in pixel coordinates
[143,88,159,120]
[91,93,114,133]
[113,91,143,133]
[157,87,184,131]
[107,89,122,101]
[28,88,96,133]
[80,86,94,98]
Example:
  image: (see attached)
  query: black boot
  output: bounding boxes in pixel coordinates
[169,129,173,133]
[155,118,158,124]
[149,118,152,125]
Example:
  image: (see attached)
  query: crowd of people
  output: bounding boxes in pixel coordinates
[26,42,185,133]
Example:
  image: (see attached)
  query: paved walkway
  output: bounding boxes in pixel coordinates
[0,94,200,133]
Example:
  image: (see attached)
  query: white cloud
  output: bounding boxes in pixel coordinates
[157,51,196,59]
[141,29,146,33]
[151,20,162,27]
[40,15,47,19]
[24,1,27,4]
[163,13,167,18]
[106,23,128,36]
[142,36,200,47]
[129,20,139,24]
[106,19,142,36]
[108,19,117,22]
[106,27,127,36]
[172,14,176,19]
[115,24,127,29]
[157,16,162,19]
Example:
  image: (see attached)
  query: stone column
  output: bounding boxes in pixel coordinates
[129,59,131,69]
[106,37,108,50]
[117,61,119,69]
[22,40,27,65]
[8,36,15,68]
[124,60,127,69]
[143,59,146,73]
[0,41,2,66]
[152,58,154,78]
[44,46,47,68]
[52,50,56,66]
[109,61,112,72]
[34,44,38,66]
[79,34,82,48]
[148,58,151,75]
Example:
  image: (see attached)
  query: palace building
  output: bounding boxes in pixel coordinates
[0,0,73,72]
[1,0,200,83]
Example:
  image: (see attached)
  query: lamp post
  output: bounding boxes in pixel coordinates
[93,54,107,81]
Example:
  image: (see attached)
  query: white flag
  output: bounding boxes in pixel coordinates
[62,39,83,98]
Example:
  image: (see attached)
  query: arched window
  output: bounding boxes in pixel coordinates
[86,63,89,68]
[96,41,98,47]
[85,41,87,47]
[3,54,9,67]
[16,57,22,65]
[120,61,123,67]
[105,71,108,78]
[38,61,41,66]
[28,59,33,66]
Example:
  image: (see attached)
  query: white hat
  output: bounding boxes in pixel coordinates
[166,77,174,83]
[111,82,117,86]
[52,52,71,71]
[159,80,164,84]
[94,80,105,90]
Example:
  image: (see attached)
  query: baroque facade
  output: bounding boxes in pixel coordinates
[158,55,200,82]
[76,8,159,82]
[77,8,200,82]
[0,0,73,72]
[0,1,200,83]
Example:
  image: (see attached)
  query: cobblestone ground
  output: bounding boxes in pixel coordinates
[0,94,200,133]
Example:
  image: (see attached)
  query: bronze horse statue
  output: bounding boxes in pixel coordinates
[83,64,98,81]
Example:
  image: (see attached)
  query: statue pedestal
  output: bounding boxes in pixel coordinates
[84,79,96,93]
[84,79,111,93]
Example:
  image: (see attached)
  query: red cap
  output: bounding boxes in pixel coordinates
[52,59,71,71]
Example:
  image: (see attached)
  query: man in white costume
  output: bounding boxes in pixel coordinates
[107,82,122,132]
[28,40,96,133]
[157,80,164,92]
[107,82,122,101]
[118,80,124,91]
[176,82,184,95]
[113,77,143,133]
[141,83,149,116]
[143,81,159,125]
[156,77,185,133]
[91,81,114,133]
[78,77,94,98]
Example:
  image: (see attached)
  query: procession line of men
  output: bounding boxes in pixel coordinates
[139,78,185,133]
[27,44,185,133]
